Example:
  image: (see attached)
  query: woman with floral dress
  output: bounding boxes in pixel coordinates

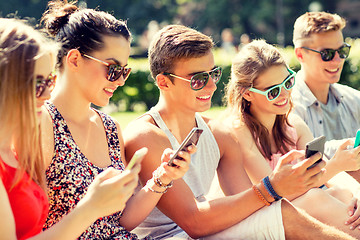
[40,1,193,239]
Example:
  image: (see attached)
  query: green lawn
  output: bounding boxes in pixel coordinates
[111,106,225,128]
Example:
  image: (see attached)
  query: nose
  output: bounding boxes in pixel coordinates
[114,76,126,87]
[205,75,218,91]
[331,51,343,62]
[39,86,52,100]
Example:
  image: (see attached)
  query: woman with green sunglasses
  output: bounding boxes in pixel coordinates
[221,39,360,238]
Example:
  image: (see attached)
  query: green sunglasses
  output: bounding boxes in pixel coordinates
[248,68,296,101]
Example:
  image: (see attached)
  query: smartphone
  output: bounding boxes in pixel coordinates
[167,127,203,167]
[354,129,360,148]
[305,135,326,170]
[126,147,148,170]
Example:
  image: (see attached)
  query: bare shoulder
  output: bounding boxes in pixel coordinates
[123,114,172,163]
[288,112,308,129]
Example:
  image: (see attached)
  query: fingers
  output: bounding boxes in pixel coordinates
[346,199,360,230]
[339,139,354,150]
[276,150,304,167]
[296,152,324,171]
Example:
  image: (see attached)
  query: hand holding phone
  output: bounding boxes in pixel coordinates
[126,147,148,170]
[168,127,203,167]
[305,135,326,170]
[354,129,360,148]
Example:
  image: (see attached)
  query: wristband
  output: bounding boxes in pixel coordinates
[252,185,271,206]
[262,176,282,201]
[145,179,168,194]
[153,169,173,189]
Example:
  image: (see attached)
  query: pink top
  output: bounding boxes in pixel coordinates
[265,126,298,170]
[0,156,49,240]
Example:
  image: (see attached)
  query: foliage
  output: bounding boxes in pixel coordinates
[112,38,360,111]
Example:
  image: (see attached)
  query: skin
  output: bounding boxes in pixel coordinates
[40,35,192,233]
[295,29,360,182]
[123,51,355,239]
[225,64,360,238]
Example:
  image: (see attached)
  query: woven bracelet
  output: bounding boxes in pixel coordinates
[252,185,271,206]
[153,169,174,189]
[262,176,282,201]
[145,179,168,194]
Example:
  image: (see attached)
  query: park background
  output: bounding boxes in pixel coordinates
[2,0,360,126]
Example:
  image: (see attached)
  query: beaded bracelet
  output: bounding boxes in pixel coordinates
[252,185,271,206]
[153,169,174,189]
[262,176,282,201]
[145,179,168,194]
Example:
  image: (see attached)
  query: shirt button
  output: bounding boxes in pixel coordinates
[315,102,319,106]
[319,120,322,124]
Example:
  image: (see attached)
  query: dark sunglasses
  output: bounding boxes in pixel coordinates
[163,67,222,91]
[249,68,296,101]
[82,54,131,82]
[36,72,56,97]
[301,43,351,62]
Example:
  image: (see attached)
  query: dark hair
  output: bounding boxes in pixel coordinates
[226,40,295,159]
[41,0,131,68]
[148,24,214,80]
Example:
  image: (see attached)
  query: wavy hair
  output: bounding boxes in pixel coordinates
[225,40,295,159]
[0,18,57,188]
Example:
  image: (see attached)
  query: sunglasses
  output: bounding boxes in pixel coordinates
[36,72,56,98]
[248,68,296,101]
[82,54,131,82]
[163,67,222,91]
[301,43,351,62]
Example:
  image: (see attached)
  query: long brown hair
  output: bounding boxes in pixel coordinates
[225,39,295,159]
[0,18,56,188]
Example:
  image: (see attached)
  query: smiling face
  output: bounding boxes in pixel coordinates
[165,51,218,113]
[247,64,292,119]
[34,52,55,117]
[298,30,346,85]
[79,35,131,107]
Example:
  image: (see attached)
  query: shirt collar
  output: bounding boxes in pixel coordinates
[295,70,343,106]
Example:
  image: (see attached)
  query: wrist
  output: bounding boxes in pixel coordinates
[262,176,282,201]
[153,168,173,187]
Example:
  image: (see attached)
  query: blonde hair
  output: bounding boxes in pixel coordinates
[225,40,295,159]
[293,12,346,47]
[0,18,57,188]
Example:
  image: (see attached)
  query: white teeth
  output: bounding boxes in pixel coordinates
[105,88,115,93]
[327,68,338,73]
[198,95,210,100]
[275,99,287,106]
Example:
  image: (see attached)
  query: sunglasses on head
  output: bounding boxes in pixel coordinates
[82,54,131,82]
[248,68,296,101]
[301,43,351,62]
[36,72,56,98]
[163,67,222,91]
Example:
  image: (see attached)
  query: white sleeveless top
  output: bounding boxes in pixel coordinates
[132,109,221,239]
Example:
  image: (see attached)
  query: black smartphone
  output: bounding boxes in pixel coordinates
[167,127,203,167]
[354,129,360,148]
[305,135,326,170]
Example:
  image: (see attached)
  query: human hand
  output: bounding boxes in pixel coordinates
[332,139,360,172]
[154,145,196,185]
[79,166,140,218]
[345,195,360,230]
[270,150,326,197]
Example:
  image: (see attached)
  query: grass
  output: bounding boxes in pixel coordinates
[110,106,225,128]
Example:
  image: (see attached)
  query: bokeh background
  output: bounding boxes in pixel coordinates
[2,0,360,113]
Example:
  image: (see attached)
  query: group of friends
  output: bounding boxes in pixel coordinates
[2,0,360,239]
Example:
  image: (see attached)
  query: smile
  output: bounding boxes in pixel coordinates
[197,95,211,100]
[104,88,116,93]
[274,98,288,106]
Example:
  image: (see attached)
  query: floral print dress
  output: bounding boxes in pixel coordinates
[43,101,143,239]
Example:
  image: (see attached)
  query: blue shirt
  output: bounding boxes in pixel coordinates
[291,74,360,158]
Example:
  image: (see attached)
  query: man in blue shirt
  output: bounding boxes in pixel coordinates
[291,11,360,181]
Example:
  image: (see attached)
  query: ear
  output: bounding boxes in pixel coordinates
[156,74,172,90]
[66,49,82,70]
[242,89,254,102]
[294,47,304,63]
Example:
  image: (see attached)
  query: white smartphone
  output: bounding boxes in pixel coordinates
[126,147,148,170]
[167,127,203,167]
